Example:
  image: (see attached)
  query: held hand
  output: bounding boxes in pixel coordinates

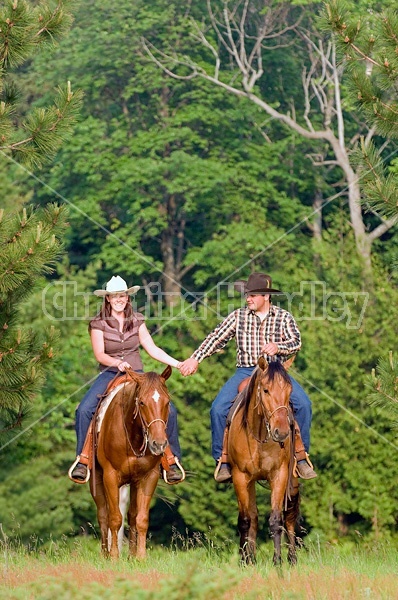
[179,357,199,377]
[262,343,279,356]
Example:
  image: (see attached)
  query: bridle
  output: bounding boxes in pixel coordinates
[123,384,169,457]
[248,378,292,445]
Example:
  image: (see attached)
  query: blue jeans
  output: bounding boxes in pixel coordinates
[210,367,312,460]
[75,370,181,459]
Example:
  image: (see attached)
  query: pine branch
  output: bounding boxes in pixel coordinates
[0,0,78,69]
[0,204,67,294]
[351,140,398,221]
[323,2,398,139]
[0,205,65,435]
[367,352,398,423]
[0,1,82,167]
[0,81,83,168]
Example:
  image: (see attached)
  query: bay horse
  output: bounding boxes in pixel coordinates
[228,356,300,566]
[90,365,172,559]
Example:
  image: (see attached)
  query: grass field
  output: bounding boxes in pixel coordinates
[1,535,397,599]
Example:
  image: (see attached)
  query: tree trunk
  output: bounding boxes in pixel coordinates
[160,227,182,307]
[330,137,373,284]
[144,11,398,282]
[313,190,323,241]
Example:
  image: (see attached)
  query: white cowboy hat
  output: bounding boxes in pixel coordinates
[93,275,140,297]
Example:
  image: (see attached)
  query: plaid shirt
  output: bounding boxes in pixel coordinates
[192,306,301,367]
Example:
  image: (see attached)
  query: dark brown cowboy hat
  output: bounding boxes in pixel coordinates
[234,272,282,295]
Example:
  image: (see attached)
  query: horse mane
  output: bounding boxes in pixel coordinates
[240,361,291,429]
[137,371,169,397]
[114,372,170,413]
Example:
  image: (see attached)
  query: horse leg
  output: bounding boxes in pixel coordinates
[89,465,109,558]
[127,484,138,557]
[117,485,129,553]
[133,470,159,560]
[284,480,300,565]
[102,467,123,559]
[233,472,257,565]
[269,509,283,566]
[269,468,289,566]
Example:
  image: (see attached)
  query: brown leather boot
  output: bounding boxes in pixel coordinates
[68,421,94,484]
[294,421,317,480]
[213,428,232,483]
[214,461,232,483]
[71,462,88,481]
[161,446,186,484]
[296,459,317,480]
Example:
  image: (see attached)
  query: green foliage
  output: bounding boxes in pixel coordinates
[323,0,398,429]
[352,139,398,221]
[0,204,68,443]
[1,0,398,549]
[366,352,398,422]
[323,1,398,227]
[297,226,398,539]
[14,83,83,169]
[0,154,32,212]
[20,0,318,294]
[0,262,101,540]
[323,3,398,138]
[0,0,82,168]
[0,454,76,541]
[0,0,76,69]
[2,539,398,599]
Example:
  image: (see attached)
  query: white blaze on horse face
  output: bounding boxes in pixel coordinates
[152,389,160,403]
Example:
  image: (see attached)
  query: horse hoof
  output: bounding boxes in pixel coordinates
[273,557,282,567]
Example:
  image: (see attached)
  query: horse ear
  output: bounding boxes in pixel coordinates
[258,356,268,371]
[161,365,172,381]
[283,355,296,371]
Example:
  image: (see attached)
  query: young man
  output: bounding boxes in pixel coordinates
[180,272,317,482]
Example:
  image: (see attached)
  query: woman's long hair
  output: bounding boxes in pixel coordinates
[91,297,136,332]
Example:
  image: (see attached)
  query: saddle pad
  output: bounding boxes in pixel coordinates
[96,383,125,433]
[104,372,134,395]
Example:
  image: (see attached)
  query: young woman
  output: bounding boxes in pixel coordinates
[70,275,184,483]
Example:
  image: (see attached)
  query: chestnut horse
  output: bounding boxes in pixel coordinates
[90,366,172,559]
[228,356,300,566]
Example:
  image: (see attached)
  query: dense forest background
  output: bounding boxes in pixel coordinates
[1,0,397,549]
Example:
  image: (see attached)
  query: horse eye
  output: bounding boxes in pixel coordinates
[263,388,269,394]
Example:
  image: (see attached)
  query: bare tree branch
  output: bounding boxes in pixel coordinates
[143,0,397,276]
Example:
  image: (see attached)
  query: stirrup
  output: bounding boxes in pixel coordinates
[68,455,91,484]
[162,456,186,485]
[214,458,232,483]
[214,458,222,481]
[293,452,314,478]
